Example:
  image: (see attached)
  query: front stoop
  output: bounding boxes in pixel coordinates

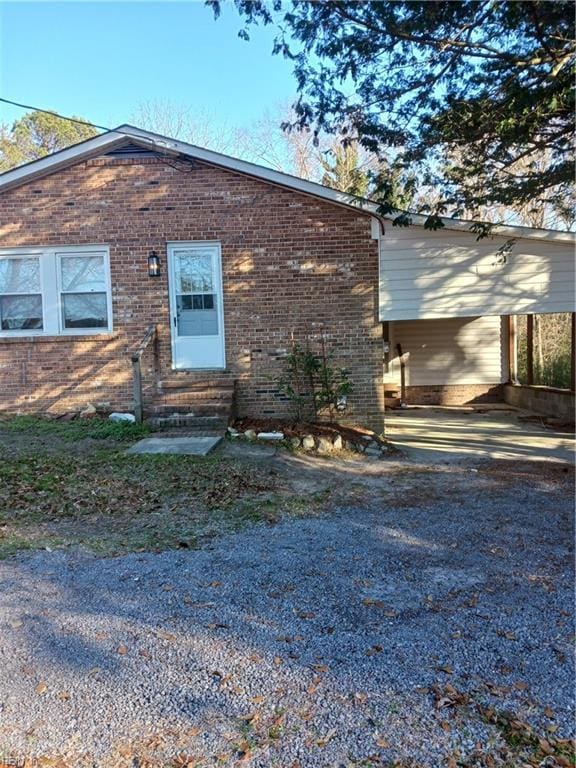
[145,376,236,431]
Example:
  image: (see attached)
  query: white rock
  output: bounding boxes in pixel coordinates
[109,412,136,423]
[302,435,315,450]
[332,435,343,451]
[244,430,256,440]
[317,436,333,454]
[79,403,97,418]
[290,437,301,448]
[257,431,285,441]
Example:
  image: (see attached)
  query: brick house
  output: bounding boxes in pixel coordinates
[0,126,574,430]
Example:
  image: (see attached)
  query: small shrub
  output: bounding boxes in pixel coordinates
[276,333,353,421]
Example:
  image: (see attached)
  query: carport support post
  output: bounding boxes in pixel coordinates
[505,315,517,383]
[526,314,534,386]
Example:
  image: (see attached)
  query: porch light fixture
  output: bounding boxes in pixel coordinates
[148,250,161,277]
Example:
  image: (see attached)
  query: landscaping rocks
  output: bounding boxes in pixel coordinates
[229,419,392,458]
[79,403,97,418]
[109,412,136,423]
[316,435,333,454]
[257,431,285,442]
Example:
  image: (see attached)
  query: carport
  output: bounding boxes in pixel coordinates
[377,216,575,421]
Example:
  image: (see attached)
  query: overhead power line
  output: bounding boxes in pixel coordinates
[0,95,199,173]
[0,96,112,133]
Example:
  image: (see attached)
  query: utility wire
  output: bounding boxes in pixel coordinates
[0,95,198,173]
[0,97,113,133]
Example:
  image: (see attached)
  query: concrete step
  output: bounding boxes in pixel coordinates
[147,403,230,416]
[148,414,229,430]
[158,377,234,391]
[155,389,234,403]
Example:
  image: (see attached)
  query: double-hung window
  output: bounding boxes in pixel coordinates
[0,245,112,336]
[0,256,44,331]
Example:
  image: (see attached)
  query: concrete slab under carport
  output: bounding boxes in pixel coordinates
[384,406,574,464]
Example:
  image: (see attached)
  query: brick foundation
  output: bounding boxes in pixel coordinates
[404,384,504,406]
[0,155,384,430]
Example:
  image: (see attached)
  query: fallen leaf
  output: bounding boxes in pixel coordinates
[35,681,48,696]
[174,754,201,767]
[437,665,453,674]
[316,728,336,747]
[294,609,315,619]
[116,644,128,655]
[513,681,528,690]
[440,720,451,732]
[57,690,70,701]
[273,656,282,666]
[362,597,385,608]
[374,734,390,748]
[366,645,383,656]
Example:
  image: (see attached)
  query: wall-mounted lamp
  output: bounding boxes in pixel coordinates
[148,250,161,277]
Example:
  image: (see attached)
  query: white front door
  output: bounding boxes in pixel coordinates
[168,242,225,370]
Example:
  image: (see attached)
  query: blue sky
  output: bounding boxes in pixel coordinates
[0,1,297,131]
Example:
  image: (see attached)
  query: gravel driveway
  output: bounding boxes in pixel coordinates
[0,459,574,767]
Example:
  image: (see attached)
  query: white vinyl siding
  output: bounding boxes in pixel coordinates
[385,316,505,387]
[379,226,575,321]
[0,245,112,336]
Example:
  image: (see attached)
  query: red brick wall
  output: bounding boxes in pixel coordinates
[404,384,504,405]
[0,155,384,429]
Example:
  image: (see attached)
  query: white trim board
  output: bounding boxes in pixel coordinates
[0,124,573,244]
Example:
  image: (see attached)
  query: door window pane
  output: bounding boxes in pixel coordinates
[0,295,43,330]
[0,258,41,293]
[175,251,213,293]
[176,294,218,336]
[62,293,108,329]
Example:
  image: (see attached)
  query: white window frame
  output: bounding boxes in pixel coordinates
[0,245,113,337]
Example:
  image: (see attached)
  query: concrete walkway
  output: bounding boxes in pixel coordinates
[385,406,575,464]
